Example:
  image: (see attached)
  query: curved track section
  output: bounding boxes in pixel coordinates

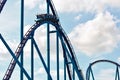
[3,14,84,80]
[89,60,120,66]
[86,60,120,80]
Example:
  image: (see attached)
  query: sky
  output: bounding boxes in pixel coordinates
[0,0,120,80]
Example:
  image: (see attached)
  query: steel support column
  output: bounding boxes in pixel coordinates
[73,66,75,80]
[64,58,66,80]
[115,66,119,80]
[33,38,52,80]
[0,34,31,80]
[20,0,24,79]
[31,34,34,80]
[56,31,59,80]
[47,0,50,80]
[90,67,95,80]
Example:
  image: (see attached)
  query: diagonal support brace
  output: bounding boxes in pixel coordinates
[0,34,31,80]
[33,38,53,80]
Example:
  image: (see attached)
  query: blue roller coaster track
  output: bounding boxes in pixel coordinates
[1,0,84,80]
[2,13,84,80]
[0,0,120,80]
[86,60,120,80]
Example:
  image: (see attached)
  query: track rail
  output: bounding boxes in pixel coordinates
[47,0,84,79]
[90,60,120,66]
[3,14,84,80]
[3,14,58,80]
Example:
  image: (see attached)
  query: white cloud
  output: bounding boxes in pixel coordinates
[0,41,9,54]
[74,14,82,20]
[35,67,64,79]
[37,67,46,74]
[100,0,120,8]
[24,0,40,9]
[50,69,64,79]
[117,57,120,63]
[0,8,19,33]
[96,69,115,80]
[39,0,120,13]
[0,40,18,61]
[69,11,120,56]
[50,54,63,62]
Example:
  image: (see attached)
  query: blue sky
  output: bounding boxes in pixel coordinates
[0,0,120,80]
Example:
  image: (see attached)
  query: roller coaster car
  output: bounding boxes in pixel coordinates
[36,14,59,22]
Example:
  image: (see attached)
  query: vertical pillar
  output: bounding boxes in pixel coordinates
[86,67,91,80]
[90,67,95,80]
[31,34,34,80]
[56,31,59,80]
[115,66,119,80]
[20,0,24,80]
[73,67,75,80]
[63,47,66,80]
[47,24,50,80]
[64,57,66,80]
[47,0,50,80]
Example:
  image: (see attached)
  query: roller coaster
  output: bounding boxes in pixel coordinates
[0,0,120,80]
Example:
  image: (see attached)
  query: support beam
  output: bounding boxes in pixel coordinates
[56,31,59,80]
[33,38,52,80]
[64,58,66,80]
[115,66,120,80]
[47,0,50,80]
[20,0,24,79]
[73,66,75,80]
[59,36,72,80]
[31,35,34,80]
[90,67,95,80]
[0,34,31,80]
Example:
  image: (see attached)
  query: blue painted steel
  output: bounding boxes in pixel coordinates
[90,67,95,80]
[56,31,59,80]
[64,58,66,80]
[47,0,50,80]
[31,35,34,80]
[86,66,90,80]
[47,23,50,80]
[59,35,75,80]
[1,0,119,80]
[20,0,24,79]
[33,38,52,80]
[47,0,84,79]
[0,34,31,80]
[73,66,75,80]
[0,0,7,13]
[90,60,120,66]
[86,60,120,80]
[47,0,58,18]
[2,13,84,80]
[115,66,119,80]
